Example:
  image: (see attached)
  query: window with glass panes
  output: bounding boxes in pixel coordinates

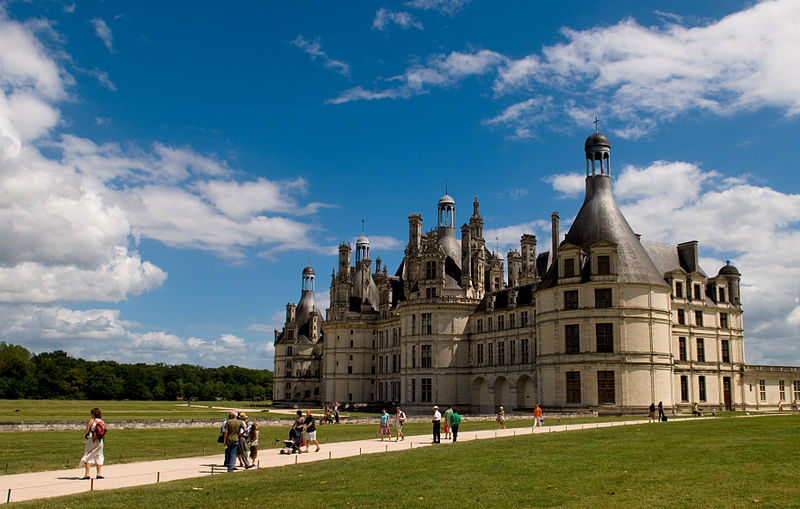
[498,315,505,331]
[595,288,612,308]
[696,338,705,362]
[721,340,730,363]
[597,255,610,275]
[421,313,432,334]
[477,344,484,366]
[679,337,687,361]
[720,313,728,329]
[596,323,613,353]
[421,378,432,402]
[680,376,688,402]
[564,290,578,310]
[421,344,432,368]
[566,371,581,403]
[759,380,766,401]
[521,338,529,363]
[779,380,786,400]
[565,324,580,354]
[498,342,505,365]
[695,310,704,326]
[510,340,516,364]
[488,343,494,366]
[597,371,615,403]
[509,313,515,329]
[521,311,528,327]
[563,258,575,278]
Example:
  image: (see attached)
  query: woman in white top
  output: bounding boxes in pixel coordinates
[79,408,104,479]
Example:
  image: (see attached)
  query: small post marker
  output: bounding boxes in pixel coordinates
[295,455,298,464]
[7,488,11,503]
[157,472,161,483]
[66,459,69,468]
[258,460,260,468]
[211,465,215,475]
[385,445,388,452]
[90,479,94,491]
[359,448,362,455]
[328,451,331,459]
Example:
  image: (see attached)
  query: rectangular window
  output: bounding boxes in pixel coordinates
[287,345,293,356]
[421,378,432,402]
[597,255,610,275]
[477,319,483,333]
[521,338,529,364]
[477,344,484,366]
[564,290,579,310]
[498,342,505,365]
[498,315,505,331]
[677,309,686,325]
[563,258,575,278]
[392,354,398,373]
[699,376,706,402]
[793,380,800,401]
[718,287,726,303]
[509,313,515,329]
[565,324,580,354]
[696,338,705,362]
[779,380,786,401]
[425,260,437,279]
[680,375,689,402]
[411,378,416,402]
[566,371,581,403]
[487,317,493,332]
[695,310,704,327]
[720,313,728,329]
[426,287,437,298]
[721,340,730,363]
[694,283,702,299]
[412,315,416,335]
[510,340,516,364]
[595,288,612,308]
[759,379,766,401]
[596,323,613,353]
[488,343,494,366]
[421,313,432,335]
[411,345,416,368]
[675,281,683,298]
[421,344,432,368]
[679,337,687,361]
[597,371,615,404]
[347,365,353,374]
[521,311,529,327]
[285,382,291,393]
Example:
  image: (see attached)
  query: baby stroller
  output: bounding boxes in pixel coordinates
[279,427,304,454]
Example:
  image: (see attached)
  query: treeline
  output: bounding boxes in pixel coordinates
[0,342,272,401]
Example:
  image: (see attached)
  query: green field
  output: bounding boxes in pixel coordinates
[1,417,575,474]
[10,415,800,508]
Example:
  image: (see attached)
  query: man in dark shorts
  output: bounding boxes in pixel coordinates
[303,409,320,452]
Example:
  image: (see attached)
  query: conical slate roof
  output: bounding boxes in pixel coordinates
[563,175,667,286]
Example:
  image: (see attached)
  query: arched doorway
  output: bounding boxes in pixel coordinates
[516,375,535,410]
[494,376,509,411]
[471,377,489,413]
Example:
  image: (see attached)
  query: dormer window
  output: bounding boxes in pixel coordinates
[597,255,610,275]
[693,284,702,299]
[718,287,726,303]
[563,258,575,278]
[675,281,683,298]
[425,261,437,279]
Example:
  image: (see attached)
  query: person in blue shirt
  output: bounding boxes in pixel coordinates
[379,409,392,441]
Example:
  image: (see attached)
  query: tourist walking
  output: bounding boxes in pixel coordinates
[395,406,406,441]
[334,402,340,424]
[533,404,543,428]
[432,405,441,444]
[449,407,462,442]
[248,422,259,463]
[379,408,392,441]
[658,401,665,422]
[497,406,506,429]
[79,408,105,480]
[303,410,320,452]
[222,411,244,471]
[236,413,251,468]
[648,403,656,423]
[443,405,453,439]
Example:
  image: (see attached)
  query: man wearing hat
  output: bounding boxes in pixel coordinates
[237,412,253,468]
[431,405,441,444]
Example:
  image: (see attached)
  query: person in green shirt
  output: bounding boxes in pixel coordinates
[443,405,454,439]
[448,408,462,442]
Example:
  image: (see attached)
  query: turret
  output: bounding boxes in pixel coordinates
[408,214,422,253]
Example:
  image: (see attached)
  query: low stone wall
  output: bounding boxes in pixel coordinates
[0,411,596,432]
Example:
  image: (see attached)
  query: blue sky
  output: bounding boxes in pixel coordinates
[1,0,799,368]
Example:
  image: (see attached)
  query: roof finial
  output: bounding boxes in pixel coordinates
[445,177,448,195]
[361,219,365,233]
[594,116,600,133]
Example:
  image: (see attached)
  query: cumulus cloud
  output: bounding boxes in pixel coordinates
[373,8,423,30]
[544,172,585,198]
[484,220,549,252]
[611,162,800,365]
[90,18,113,52]
[291,35,350,76]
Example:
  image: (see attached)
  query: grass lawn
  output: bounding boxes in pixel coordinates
[1,417,569,474]
[11,415,800,508]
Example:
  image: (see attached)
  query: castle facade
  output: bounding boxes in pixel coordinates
[273,134,800,414]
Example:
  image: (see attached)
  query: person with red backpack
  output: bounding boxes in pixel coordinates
[79,407,105,480]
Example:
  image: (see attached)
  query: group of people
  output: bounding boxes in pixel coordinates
[323,403,340,424]
[293,409,321,452]
[431,405,462,443]
[221,411,259,472]
[379,406,408,441]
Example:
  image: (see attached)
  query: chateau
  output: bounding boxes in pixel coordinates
[273,133,800,414]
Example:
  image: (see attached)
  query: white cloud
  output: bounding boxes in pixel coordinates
[544,172,585,198]
[90,18,113,52]
[405,0,470,16]
[331,49,505,104]
[373,8,423,30]
[291,35,350,76]
[484,220,548,252]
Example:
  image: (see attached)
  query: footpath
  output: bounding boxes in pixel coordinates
[0,417,704,504]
